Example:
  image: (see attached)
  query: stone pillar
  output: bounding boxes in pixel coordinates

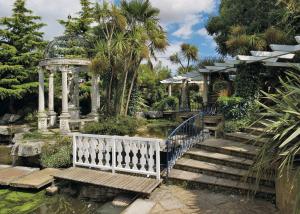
[168,84,172,97]
[90,73,100,120]
[69,69,80,120]
[203,74,209,106]
[48,70,57,127]
[59,66,70,133]
[38,67,48,131]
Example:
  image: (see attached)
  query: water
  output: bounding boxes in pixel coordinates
[0,189,124,214]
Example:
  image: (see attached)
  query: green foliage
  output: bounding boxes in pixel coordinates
[153,96,179,111]
[206,0,295,56]
[0,0,46,105]
[217,96,257,120]
[235,63,261,99]
[41,136,72,168]
[213,80,228,93]
[138,63,171,109]
[250,70,300,212]
[83,116,141,136]
[170,43,199,74]
[224,118,251,133]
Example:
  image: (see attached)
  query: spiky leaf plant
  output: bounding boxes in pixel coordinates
[250,68,300,212]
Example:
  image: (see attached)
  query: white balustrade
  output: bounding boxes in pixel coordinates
[73,133,162,180]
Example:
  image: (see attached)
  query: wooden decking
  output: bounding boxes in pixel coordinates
[0,165,60,189]
[10,168,61,189]
[54,167,162,195]
[0,166,39,186]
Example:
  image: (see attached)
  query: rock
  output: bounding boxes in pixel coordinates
[135,112,145,119]
[112,193,137,207]
[12,133,24,144]
[13,141,45,157]
[46,185,59,196]
[0,125,29,136]
[0,114,22,125]
[0,126,10,135]
[145,111,163,119]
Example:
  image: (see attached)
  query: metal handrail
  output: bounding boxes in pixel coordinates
[165,111,210,178]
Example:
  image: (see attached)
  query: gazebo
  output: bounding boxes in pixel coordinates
[37,36,100,133]
[160,71,205,111]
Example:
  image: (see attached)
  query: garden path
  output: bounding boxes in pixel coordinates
[149,185,278,214]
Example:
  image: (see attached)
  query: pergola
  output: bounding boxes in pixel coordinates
[37,36,100,133]
[163,36,300,108]
[160,71,204,111]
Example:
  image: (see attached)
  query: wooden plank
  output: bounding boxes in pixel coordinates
[0,167,39,186]
[10,168,61,189]
[54,167,161,195]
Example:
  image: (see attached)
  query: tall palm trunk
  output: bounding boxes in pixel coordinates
[125,68,138,116]
[120,52,133,115]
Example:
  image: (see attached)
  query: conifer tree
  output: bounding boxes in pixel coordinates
[0,0,46,112]
[59,0,93,36]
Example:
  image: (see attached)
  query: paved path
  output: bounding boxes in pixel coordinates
[149,185,278,214]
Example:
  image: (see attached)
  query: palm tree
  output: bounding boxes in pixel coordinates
[92,2,127,114]
[121,0,168,115]
[170,43,199,74]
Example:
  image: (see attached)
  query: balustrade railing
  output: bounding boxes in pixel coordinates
[165,112,210,177]
[73,134,162,180]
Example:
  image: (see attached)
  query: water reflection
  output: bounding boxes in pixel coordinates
[0,189,124,214]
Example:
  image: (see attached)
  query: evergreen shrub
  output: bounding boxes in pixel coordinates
[153,96,178,111]
[41,136,72,168]
[83,116,141,136]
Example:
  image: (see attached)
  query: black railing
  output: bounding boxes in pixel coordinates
[165,111,210,177]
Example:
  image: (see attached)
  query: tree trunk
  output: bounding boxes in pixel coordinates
[107,67,114,114]
[9,97,15,114]
[120,69,129,115]
[125,69,138,116]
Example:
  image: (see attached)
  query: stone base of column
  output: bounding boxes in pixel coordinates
[59,112,70,134]
[38,112,48,132]
[48,111,57,127]
[88,111,99,122]
[69,105,80,120]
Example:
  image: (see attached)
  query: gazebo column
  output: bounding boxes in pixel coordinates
[38,67,48,131]
[59,66,70,133]
[73,70,80,119]
[69,68,80,120]
[90,72,100,120]
[48,70,57,127]
[203,73,209,106]
[168,84,172,97]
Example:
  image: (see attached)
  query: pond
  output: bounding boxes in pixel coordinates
[136,119,179,139]
[0,189,124,214]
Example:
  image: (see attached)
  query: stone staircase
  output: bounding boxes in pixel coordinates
[167,128,275,198]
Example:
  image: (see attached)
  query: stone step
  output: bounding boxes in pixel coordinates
[184,149,253,170]
[224,132,268,146]
[175,158,274,187]
[168,169,275,197]
[195,138,258,159]
[243,127,266,135]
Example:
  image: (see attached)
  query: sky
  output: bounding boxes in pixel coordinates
[0,0,220,72]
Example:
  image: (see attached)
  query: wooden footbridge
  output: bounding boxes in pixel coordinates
[0,119,207,196]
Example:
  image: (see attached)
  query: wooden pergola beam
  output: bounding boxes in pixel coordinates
[250,51,295,59]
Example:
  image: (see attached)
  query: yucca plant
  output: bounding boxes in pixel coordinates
[250,68,300,212]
